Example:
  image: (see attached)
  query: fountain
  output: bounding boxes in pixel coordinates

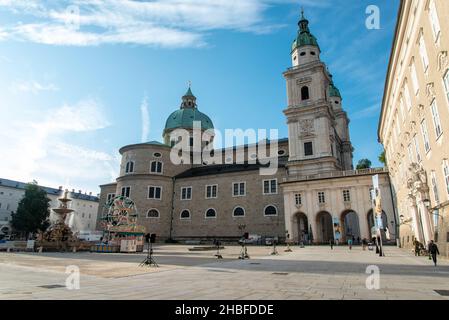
[39,190,79,251]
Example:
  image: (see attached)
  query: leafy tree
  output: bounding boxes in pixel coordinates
[11,182,51,239]
[356,158,372,170]
[379,150,387,166]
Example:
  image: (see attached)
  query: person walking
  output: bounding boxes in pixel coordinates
[362,238,367,251]
[348,237,353,250]
[428,240,440,266]
[330,239,334,250]
[414,239,420,256]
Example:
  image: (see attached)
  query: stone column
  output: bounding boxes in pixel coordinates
[408,194,423,243]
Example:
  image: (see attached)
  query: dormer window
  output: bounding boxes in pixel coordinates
[301,86,310,101]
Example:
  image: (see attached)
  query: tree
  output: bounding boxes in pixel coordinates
[356,158,372,170]
[11,182,51,239]
[379,150,387,166]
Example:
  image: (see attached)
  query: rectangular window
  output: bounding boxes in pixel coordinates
[107,193,115,202]
[295,193,302,206]
[428,0,441,42]
[410,62,419,95]
[125,161,134,173]
[443,160,449,195]
[150,161,163,173]
[404,84,412,111]
[205,185,218,199]
[413,135,422,163]
[430,171,440,204]
[181,187,192,200]
[444,71,449,104]
[343,190,351,202]
[430,100,443,138]
[121,187,130,198]
[304,142,313,156]
[148,186,162,200]
[419,35,429,72]
[420,120,431,153]
[233,182,246,197]
[318,192,325,204]
[263,179,277,195]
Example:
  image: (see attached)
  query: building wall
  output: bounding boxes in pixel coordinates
[379,0,449,255]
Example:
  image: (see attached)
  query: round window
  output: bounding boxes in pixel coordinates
[153,152,162,158]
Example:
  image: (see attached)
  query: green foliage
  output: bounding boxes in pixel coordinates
[11,182,51,237]
[379,150,387,166]
[356,158,372,170]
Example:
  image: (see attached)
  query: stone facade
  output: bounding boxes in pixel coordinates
[379,0,449,256]
[97,11,397,245]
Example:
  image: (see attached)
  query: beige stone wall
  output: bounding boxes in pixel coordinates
[171,168,286,240]
[379,0,449,254]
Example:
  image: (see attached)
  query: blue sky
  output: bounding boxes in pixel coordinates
[0,0,399,193]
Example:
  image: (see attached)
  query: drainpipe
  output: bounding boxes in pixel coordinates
[169,177,175,241]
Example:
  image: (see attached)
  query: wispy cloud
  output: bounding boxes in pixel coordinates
[0,97,117,192]
[350,103,380,120]
[140,95,150,143]
[10,79,59,94]
[0,0,293,47]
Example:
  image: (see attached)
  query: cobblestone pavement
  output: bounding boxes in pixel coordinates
[0,245,448,300]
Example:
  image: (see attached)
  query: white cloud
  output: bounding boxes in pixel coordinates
[350,104,380,120]
[10,79,59,94]
[0,0,292,47]
[140,95,150,143]
[0,97,117,193]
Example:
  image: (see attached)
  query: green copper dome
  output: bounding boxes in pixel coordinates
[291,10,319,52]
[163,87,214,134]
[329,82,341,98]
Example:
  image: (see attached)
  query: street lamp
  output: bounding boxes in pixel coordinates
[423,199,431,209]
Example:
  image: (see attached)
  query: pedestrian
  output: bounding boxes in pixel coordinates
[330,239,334,250]
[348,237,353,250]
[357,237,361,245]
[428,240,440,266]
[362,238,367,251]
[414,239,420,256]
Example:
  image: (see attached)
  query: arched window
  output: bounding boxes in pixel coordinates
[264,205,278,216]
[147,209,160,218]
[233,207,245,217]
[125,161,134,173]
[301,86,310,101]
[205,208,216,219]
[180,210,191,219]
[150,161,163,173]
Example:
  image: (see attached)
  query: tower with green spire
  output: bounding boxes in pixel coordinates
[291,9,321,67]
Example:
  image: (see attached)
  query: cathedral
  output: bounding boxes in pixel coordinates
[97,12,396,244]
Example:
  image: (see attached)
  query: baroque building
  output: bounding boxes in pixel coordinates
[379,0,449,256]
[97,12,396,244]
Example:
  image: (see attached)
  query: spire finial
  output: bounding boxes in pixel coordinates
[188,80,191,88]
[301,6,305,19]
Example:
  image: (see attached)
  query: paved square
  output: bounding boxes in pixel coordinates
[0,245,448,300]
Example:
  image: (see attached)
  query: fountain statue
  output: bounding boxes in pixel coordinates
[41,189,78,251]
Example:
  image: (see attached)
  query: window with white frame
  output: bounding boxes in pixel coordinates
[205,208,216,218]
[343,190,351,202]
[147,209,160,218]
[430,99,443,138]
[148,186,162,200]
[420,119,431,153]
[181,187,192,200]
[205,185,217,199]
[443,71,449,103]
[107,193,115,202]
[410,61,419,95]
[125,161,134,174]
[233,182,246,197]
[428,0,441,42]
[419,34,429,72]
[443,160,449,195]
[150,161,163,174]
[413,135,422,163]
[404,83,412,111]
[263,179,277,195]
[430,170,440,204]
[232,207,245,217]
[264,205,278,216]
[318,192,326,204]
[180,210,191,219]
[295,193,302,206]
[121,186,130,198]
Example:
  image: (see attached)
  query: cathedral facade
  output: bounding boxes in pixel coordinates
[97,13,397,244]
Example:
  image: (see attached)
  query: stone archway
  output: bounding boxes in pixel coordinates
[293,212,309,244]
[341,210,361,243]
[316,211,333,244]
